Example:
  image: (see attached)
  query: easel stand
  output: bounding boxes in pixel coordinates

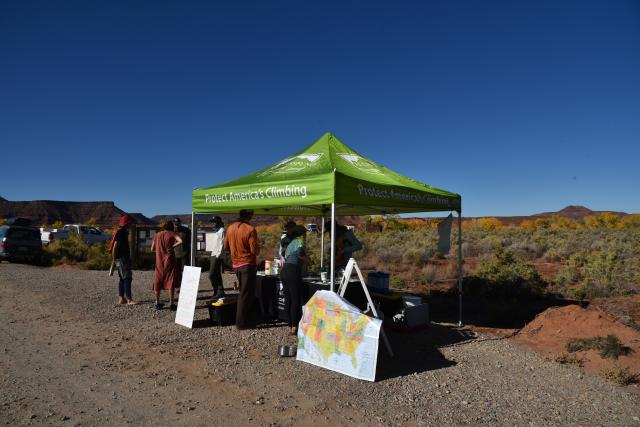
[338,258,394,357]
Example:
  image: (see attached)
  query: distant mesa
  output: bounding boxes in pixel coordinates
[534,205,626,219]
[0,198,156,227]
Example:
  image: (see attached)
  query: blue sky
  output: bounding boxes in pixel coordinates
[1,1,639,217]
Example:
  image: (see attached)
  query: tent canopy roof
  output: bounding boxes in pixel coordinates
[192,133,460,216]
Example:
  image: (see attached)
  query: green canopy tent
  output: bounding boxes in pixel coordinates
[191,133,465,325]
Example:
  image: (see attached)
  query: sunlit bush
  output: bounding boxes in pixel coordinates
[44,233,89,264]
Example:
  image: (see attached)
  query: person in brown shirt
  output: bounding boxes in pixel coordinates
[224,209,260,329]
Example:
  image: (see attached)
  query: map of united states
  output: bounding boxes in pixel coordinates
[298,292,373,368]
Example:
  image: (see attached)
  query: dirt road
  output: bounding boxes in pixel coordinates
[1,263,638,426]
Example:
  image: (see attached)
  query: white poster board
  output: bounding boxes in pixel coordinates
[175,266,201,328]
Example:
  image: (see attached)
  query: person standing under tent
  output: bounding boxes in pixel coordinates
[224,209,260,330]
[324,220,363,268]
[277,220,297,268]
[281,224,310,335]
[151,221,183,310]
[109,214,138,305]
[207,215,226,298]
[172,217,191,288]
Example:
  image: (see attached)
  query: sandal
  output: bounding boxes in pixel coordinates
[155,303,163,310]
[169,304,177,311]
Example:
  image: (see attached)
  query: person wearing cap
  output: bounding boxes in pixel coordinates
[281,224,310,335]
[223,209,260,329]
[207,216,226,298]
[108,214,138,305]
[172,217,191,287]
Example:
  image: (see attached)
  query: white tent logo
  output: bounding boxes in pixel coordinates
[258,153,323,176]
[337,153,383,175]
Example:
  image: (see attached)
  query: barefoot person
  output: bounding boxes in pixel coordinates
[151,221,183,310]
[109,214,138,305]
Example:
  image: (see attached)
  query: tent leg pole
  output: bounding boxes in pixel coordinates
[457,209,463,327]
[320,216,324,269]
[191,212,196,267]
[330,204,336,292]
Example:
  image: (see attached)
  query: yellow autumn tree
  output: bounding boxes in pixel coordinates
[621,214,640,229]
[519,219,537,230]
[477,217,501,231]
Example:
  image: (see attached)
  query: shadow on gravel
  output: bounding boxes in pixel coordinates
[192,319,216,328]
[427,292,585,330]
[375,323,470,381]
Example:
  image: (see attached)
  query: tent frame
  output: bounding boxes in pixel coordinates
[190,204,464,326]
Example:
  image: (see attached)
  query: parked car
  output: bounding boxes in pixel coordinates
[40,228,70,246]
[63,224,112,245]
[0,225,44,264]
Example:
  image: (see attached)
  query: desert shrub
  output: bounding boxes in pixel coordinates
[471,247,547,298]
[402,248,432,266]
[82,241,112,270]
[508,241,544,258]
[44,233,89,264]
[556,248,639,299]
[584,213,623,230]
[422,264,437,284]
[599,367,638,386]
[621,214,640,229]
[566,335,632,359]
[543,245,571,262]
[475,234,504,257]
[552,353,584,367]
[477,217,501,231]
[402,249,420,265]
[390,276,406,288]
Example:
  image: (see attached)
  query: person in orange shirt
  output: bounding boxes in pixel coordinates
[223,209,260,329]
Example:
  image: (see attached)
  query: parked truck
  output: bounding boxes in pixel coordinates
[40,224,112,246]
[40,228,70,246]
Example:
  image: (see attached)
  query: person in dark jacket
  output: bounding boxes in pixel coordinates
[172,217,191,288]
[109,214,138,305]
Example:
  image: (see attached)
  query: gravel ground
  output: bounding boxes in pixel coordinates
[1,262,639,426]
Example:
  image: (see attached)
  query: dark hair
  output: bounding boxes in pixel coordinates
[173,217,181,224]
[239,209,254,221]
[164,221,174,231]
[292,224,307,238]
[210,215,223,227]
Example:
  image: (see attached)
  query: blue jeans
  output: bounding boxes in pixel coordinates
[116,258,133,300]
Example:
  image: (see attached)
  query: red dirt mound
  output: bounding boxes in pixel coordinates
[514,305,640,378]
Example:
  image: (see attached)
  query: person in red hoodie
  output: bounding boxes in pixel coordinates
[223,209,260,329]
[109,214,138,305]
